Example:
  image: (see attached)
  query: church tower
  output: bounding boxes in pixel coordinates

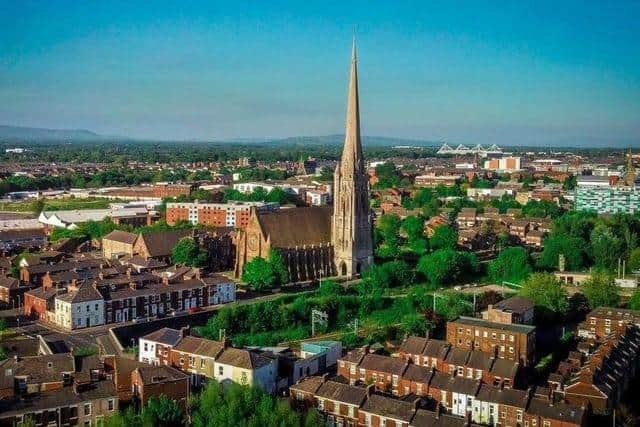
[332,39,373,277]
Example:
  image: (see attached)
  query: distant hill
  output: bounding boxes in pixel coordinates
[254,134,440,147]
[0,125,113,142]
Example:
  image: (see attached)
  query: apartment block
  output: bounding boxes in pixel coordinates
[446,317,536,367]
[165,201,278,228]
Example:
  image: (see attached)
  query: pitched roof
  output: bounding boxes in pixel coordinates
[103,230,138,245]
[411,409,469,427]
[399,336,428,355]
[289,375,325,395]
[315,380,368,406]
[0,353,75,386]
[360,394,416,422]
[256,207,332,248]
[0,277,19,290]
[402,364,433,383]
[173,336,224,358]
[137,229,192,257]
[526,397,584,424]
[215,347,273,370]
[140,327,183,346]
[136,364,188,384]
[359,354,408,376]
[422,339,451,359]
[493,296,534,314]
[56,282,103,303]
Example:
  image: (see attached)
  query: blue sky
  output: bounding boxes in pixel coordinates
[1,1,639,146]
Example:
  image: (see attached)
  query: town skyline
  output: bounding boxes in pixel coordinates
[2,1,639,146]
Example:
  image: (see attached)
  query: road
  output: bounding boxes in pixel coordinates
[1,287,299,354]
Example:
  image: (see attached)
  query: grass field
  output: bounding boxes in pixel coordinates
[0,197,125,213]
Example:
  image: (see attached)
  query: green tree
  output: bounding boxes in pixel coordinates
[488,247,532,283]
[401,216,427,255]
[265,187,290,204]
[581,271,620,309]
[171,237,206,267]
[519,273,569,318]
[376,214,402,258]
[537,234,587,271]
[429,225,458,251]
[242,257,276,291]
[190,379,317,427]
[628,288,640,310]
[141,394,183,427]
[268,249,290,285]
[317,279,344,297]
[417,249,468,287]
[627,247,640,272]
[590,225,623,271]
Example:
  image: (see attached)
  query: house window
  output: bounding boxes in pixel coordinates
[218,366,224,376]
[84,403,92,416]
[517,410,523,422]
[318,399,324,410]
[108,399,115,411]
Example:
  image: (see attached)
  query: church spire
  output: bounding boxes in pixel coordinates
[341,37,363,172]
[332,38,373,278]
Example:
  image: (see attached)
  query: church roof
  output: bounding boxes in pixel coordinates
[257,207,332,248]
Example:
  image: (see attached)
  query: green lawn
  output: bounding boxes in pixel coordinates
[0,197,126,213]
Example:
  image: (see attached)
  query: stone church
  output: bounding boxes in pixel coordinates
[235,41,373,282]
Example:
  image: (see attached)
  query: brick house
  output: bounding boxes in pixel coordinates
[446,317,536,367]
[578,307,640,339]
[102,230,138,259]
[131,365,189,411]
[352,354,408,395]
[314,380,369,427]
[482,296,535,325]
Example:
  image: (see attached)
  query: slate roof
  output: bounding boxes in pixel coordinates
[56,282,103,303]
[216,347,274,370]
[103,230,138,245]
[0,353,75,386]
[402,364,433,383]
[136,364,187,384]
[140,327,183,346]
[256,206,332,247]
[422,339,451,359]
[137,229,192,258]
[493,296,534,314]
[0,277,19,290]
[0,380,117,417]
[526,397,584,424]
[399,336,428,355]
[360,394,416,422]
[359,353,408,376]
[315,380,368,406]
[173,336,224,358]
[290,375,326,395]
[411,409,470,427]
[452,316,536,334]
